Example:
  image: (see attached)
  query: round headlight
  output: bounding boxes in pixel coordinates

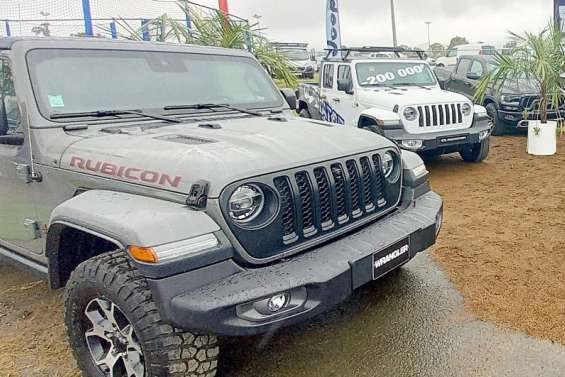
[462,103,472,116]
[403,107,418,121]
[229,184,264,223]
[382,151,396,179]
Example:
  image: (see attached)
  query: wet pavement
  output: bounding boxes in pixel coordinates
[220,252,565,377]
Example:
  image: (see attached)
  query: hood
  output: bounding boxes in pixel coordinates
[357,86,471,111]
[60,116,394,197]
[289,59,313,68]
[498,78,539,95]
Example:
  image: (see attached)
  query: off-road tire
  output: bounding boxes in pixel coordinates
[460,139,490,163]
[486,103,505,136]
[64,251,219,377]
[299,108,312,118]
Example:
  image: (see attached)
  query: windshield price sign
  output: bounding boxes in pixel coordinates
[362,64,425,85]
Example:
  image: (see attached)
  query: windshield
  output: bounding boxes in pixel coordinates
[355,62,437,87]
[27,49,283,121]
[481,46,497,55]
[278,48,310,61]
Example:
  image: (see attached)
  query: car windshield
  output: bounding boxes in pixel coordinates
[355,62,437,87]
[278,49,310,61]
[26,48,283,121]
[481,46,497,55]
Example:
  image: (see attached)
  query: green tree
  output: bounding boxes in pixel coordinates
[429,42,446,58]
[448,36,469,50]
[111,5,298,87]
[475,23,564,124]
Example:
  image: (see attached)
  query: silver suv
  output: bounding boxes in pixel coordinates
[0,37,443,377]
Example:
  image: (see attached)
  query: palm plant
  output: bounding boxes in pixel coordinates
[108,3,298,87]
[474,22,564,125]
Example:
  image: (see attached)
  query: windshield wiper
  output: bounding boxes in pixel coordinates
[163,103,263,117]
[394,83,432,90]
[50,109,183,123]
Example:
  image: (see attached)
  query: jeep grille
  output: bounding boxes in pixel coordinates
[221,149,403,261]
[417,104,463,127]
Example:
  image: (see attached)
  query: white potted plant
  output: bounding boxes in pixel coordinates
[475,23,564,156]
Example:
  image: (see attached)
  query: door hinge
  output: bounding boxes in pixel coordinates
[23,219,42,240]
[14,163,42,183]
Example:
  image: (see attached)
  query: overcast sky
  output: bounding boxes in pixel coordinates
[0,0,555,49]
[196,0,555,49]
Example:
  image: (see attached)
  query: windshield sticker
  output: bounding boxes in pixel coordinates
[362,65,424,85]
[48,95,65,108]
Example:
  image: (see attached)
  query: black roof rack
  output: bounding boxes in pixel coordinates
[273,42,309,48]
[325,46,426,61]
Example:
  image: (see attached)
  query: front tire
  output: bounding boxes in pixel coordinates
[460,139,490,163]
[486,103,506,136]
[64,251,219,377]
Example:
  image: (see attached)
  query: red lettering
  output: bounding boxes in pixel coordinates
[117,166,125,178]
[159,174,182,188]
[70,156,85,169]
[85,160,102,172]
[100,163,118,176]
[124,168,141,180]
[140,171,159,183]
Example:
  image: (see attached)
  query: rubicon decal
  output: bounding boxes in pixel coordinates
[70,157,182,188]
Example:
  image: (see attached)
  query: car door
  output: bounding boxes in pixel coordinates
[463,59,485,99]
[319,63,345,125]
[0,55,42,254]
[330,64,358,127]
[447,57,472,96]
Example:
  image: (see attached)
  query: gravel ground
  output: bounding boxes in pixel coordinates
[1,135,564,376]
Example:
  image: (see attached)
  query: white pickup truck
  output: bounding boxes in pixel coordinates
[297,47,492,162]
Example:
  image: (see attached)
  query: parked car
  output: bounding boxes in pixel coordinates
[273,42,317,79]
[438,55,563,135]
[436,43,496,68]
[298,47,492,162]
[0,37,443,377]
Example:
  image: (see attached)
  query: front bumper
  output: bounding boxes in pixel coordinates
[148,190,443,336]
[498,109,564,126]
[382,118,491,152]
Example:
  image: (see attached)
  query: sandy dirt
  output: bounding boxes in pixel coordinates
[0,136,564,376]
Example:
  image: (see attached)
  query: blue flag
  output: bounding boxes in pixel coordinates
[326,0,342,57]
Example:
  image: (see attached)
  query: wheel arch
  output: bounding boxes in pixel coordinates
[46,222,122,289]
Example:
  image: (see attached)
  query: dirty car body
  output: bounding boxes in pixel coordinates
[0,37,442,363]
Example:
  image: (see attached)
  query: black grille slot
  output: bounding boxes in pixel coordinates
[371,154,386,207]
[346,160,363,216]
[451,104,458,124]
[445,104,451,124]
[457,104,463,123]
[360,157,375,211]
[438,104,445,124]
[273,177,296,238]
[417,106,424,127]
[295,172,316,234]
[314,167,334,228]
[431,105,438,126]
[331,164,348,222]
[424,106,431,127]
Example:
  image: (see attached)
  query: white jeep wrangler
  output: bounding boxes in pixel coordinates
[298,47,492,162]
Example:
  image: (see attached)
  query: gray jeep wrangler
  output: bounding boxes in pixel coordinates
[0,37,443,377]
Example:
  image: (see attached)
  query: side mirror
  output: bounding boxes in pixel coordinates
[280,88,297,110]
[466,72,481,80]
[337,79,354,94]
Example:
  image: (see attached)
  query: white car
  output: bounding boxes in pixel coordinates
[436,43,496,68]
[297,47,492,162]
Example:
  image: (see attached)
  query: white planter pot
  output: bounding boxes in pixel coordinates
[527,120,557,156]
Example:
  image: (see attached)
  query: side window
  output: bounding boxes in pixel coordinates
[337,65,351,81]
[0,58,22,140]
[469,60,484,77]
[456,59,471,77]
[323,64,335,89]
[447,49,457,58]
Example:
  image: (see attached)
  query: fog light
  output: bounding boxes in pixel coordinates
[267,293,289,312]
[401,140,424,150]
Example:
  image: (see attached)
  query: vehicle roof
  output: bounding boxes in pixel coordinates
[323,58,428,64]
[0,36,252,57]
[458,54,496,63]
[453,43,495,49]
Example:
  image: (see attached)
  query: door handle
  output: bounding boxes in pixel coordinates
[332,98,341,103]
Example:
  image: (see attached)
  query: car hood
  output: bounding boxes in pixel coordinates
[357,86,471,111]
[60,116,394,197]
[498,78,539,95]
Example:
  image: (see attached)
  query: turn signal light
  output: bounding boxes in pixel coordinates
[128,246,158,263]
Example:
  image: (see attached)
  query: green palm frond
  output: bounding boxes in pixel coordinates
[475,21,564,123]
